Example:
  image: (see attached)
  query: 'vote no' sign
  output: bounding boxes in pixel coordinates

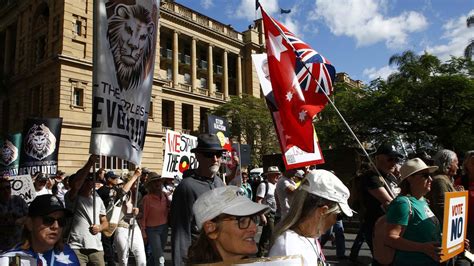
[441,191,468,262]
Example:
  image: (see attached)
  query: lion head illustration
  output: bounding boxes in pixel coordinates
[24,124,56,160]
[107,4,155,92]
[1,140,18,166]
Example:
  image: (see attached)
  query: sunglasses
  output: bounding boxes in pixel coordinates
[220,215,260,229]
[416,173,431,179]
[41,216,67,227]
[202,152,223,159]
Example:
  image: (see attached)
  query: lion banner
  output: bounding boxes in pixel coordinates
[89,0,160,165]
[18,118,63,175]
[0,133,22,176]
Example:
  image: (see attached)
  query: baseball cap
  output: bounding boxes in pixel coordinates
[375,143,404,159]
[193,186,270,229]
[28,194,72,217]
[295,170,305,179]
[399,158,438,182]
[302,169,353,217]
[105,171,119,179]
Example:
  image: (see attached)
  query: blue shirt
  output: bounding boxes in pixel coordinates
[0,243,80,265]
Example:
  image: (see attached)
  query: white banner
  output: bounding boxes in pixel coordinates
[10,175,36,205]
[162,130,198,180]
[90,0,160,165]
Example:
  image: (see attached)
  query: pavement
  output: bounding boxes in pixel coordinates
[157,226,374,266]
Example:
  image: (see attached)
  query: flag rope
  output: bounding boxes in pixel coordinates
[259,4,395,198]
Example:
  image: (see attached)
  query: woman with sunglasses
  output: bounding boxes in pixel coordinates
[0,194,80,265]
[186,186,269,264]
[269,170,353,266]
[384,158,442,266]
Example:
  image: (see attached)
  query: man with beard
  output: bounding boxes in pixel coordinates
[170,134,226,266]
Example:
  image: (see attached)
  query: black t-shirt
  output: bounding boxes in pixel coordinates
[360,170,386,224]
[97,185,116,209]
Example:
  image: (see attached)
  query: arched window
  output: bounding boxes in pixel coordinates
[32,3,49,65]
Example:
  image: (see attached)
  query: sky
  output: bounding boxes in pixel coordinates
[173,0,473,83]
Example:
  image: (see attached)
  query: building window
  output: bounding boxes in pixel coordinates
[200,107,209,133]
[162,100,174,130]
[184,73,191,84]
[182,104,193,132]
[167,68,172,80]
[200,78,207,88]
[74,20,82,36]
[148,101,154,119]
[73,87,84,107]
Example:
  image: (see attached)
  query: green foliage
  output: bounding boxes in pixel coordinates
[317,51,474,154]
[211,94,279,167]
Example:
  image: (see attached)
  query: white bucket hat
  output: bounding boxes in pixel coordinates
[302,169,353,217]
[193,186,270,229]
[400,158,438,182]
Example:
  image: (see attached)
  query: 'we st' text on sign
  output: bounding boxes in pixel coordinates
[441,191,468,262]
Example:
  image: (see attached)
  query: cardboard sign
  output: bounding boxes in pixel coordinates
[441,191,468,262]
[162,130,198,180]
[10,175,37,205]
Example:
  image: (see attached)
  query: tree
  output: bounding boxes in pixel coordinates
[211,94,279,167]
[317,51,474,155]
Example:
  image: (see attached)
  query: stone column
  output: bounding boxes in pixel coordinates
[191,38,197,92]
[172,30,179,88]
[223,50,229,100]
[236,55,243,97]
[207,44,214,96]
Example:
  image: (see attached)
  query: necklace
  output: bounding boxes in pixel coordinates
[300,234,326,266]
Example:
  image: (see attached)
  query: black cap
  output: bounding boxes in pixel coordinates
[36,173,49,181]
[190,134,226,153]
[28,194,72,217]
[105,171,119,179]
[142,167,151,174]
[375,144,404,158]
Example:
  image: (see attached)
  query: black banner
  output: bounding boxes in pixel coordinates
[19,117,63,175]
[0,133,22,176]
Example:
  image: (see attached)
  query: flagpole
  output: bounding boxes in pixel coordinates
[259,4,394,198]
[92,0,100,225]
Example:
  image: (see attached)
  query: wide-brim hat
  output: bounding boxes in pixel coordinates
[302,169,354,217]
[400,158,438,182]
[29,194,72,217]
[263,166,281,176]
[375,143,404,159]
[146,171,162,184]
[191,134,227,153]
[193,186,270,229]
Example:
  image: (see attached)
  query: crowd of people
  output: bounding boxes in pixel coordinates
[0,133,472,266]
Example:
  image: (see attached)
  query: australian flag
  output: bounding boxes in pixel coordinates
[260,4,336,154]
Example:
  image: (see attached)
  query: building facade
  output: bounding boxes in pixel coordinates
[0,0,361,174]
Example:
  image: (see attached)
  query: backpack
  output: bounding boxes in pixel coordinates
[254,180,269,202]
[348,174,364,215]
[373,196,412,265]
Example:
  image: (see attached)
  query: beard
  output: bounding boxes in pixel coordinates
[209,164,220,176]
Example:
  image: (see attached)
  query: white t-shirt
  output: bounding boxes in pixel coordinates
[275,176,296,218]
[269,230,326,266]
[36,186,52,196]
[256,181,276,212]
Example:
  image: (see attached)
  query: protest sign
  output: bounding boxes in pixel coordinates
[162,130,198,180]
[252,54,324,169]
[0,133,21,176]
[10,174,36,205]
[18,118,62,175]
[207,114,232,151]
[441,191,468,262]
[90,0,160,165]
